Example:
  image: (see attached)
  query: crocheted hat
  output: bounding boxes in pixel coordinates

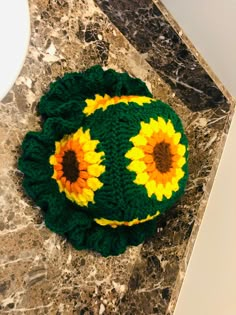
[18,65,188,257]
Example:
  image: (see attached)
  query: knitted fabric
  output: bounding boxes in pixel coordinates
[18,65,189,257]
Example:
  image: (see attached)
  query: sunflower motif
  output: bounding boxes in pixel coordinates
[83,94,152,116]
[49,128,105,207]
[125,117,187,201]
[18,65,189,257]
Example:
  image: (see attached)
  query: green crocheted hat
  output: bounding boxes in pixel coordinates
[18,65,189,257]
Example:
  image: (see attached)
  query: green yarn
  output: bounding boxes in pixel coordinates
[18,65,189,257]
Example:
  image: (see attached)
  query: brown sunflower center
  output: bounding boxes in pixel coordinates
[62,150,79,182]
[153,141,173,173]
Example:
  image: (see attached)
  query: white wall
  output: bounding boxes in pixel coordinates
[162,0,236,96]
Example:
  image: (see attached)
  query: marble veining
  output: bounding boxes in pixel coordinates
[95,0,230,112]
[0,0,233,314]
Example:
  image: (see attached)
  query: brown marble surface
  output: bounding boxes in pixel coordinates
[0,0,234,314]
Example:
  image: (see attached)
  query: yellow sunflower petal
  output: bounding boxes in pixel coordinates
[61,137,69,148]
[177,157,186,167]
[86,98,96,106]
[171,177,178,185]
[145,180,157,197]
[81,188,95,203]
[95,94,104,101]
[104,94,110,100]
[130,96,152,105]
[84,151,104,164]
[140,122,153,137]
[127,160,146,173]
[72,128,83,140]
[171,181,179,192]
[155,183,164,201]
[64,190,74,202]
[87,177,103,191]
[83,140,99,152]
[57,180,64,193]
[158,117,167,132]
[166,120,175,137]
[78,129,91,144]
[173,132,181,145]
[83,99,96,115]
[149,118,160,132]
[177,144,186,156]
[87,164,105,177]
[71,192,88,207]
[130,134,147,146]
[163,182,172,199]
[118,98,128,105]
[125,147,145,160]
[134,172,149,185]
[52,169,57,179]
[49,155,57,165]
[55,141,61,154]
[175,168,185,180]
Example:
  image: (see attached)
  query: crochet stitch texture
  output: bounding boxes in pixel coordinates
[18,65,189,257]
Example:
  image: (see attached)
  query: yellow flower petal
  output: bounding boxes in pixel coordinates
[171,181,179,192]
[130,96,152,105]
[125,147,145,160]
[86,99,96,106]
[163,182,172,199]
[177,144,186,156]
[87,177,103,191]
[140,122,153,137]
[52,169,57,179]
[155,183,164,201]
[175,168,185,180]
[84,151,104,164]
[119,98,128,105]
[134,172,149,185]
[130,134,147,146]
[72,128,83,140]
[55,141,61,154]
[78,129,91,144]
[60,138,68,148]
[82,188,95,203]
[145,180,157,197]
[87,164,105,177]
[149,118,160,132]
[166,120,175,137]
[83,140,99,152]
[65,190,74,202]
[173,132,181,145]
[127,160,146,173]
[177,157,186,167]
[95,94,104,101]
[104,94,110,100]
[83,99,96,115]
[158,117,167,132]
[71,192,88,207]
[171,177,179,185]
[49,155,57,165]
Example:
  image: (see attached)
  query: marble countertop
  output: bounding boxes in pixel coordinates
[0,0,234,314]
